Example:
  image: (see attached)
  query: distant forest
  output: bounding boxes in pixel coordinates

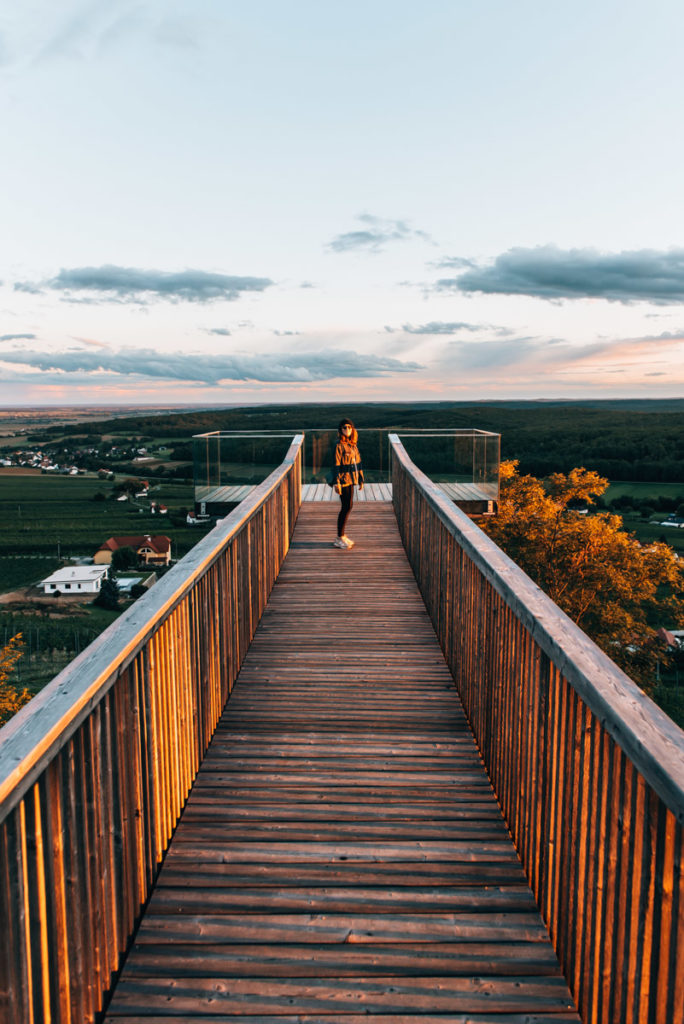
[44,399,684,482]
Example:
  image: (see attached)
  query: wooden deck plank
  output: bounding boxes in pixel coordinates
[155,864,526,888]
[120,941,562,976]
[109,1016,580,1024]
[108,975,577,1014]
[132,911,554,944]
[104,504,578,1022]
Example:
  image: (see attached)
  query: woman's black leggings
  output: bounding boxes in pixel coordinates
[337,485,354,536]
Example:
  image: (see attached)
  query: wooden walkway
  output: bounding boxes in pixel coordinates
[105,504,579,1022]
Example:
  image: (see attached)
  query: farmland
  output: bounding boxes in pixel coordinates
[0,469,216,694]
[0,472,213,560]
[1,606,121,694]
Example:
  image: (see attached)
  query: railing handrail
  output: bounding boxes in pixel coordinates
[0,434,304,824]
[192,427,500,436]
[389,434,684,822]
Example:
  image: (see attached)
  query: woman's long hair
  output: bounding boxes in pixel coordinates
[338,419,358,445]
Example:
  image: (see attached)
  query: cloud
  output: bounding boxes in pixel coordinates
[71,335,110,348]
[205,327,232,336]
[0,333,36,342]
[439,329,684,375]
[328,214,433,253]
[0,346,423,384]
[388,321,487,336]
[0,4,207,71]
[15,266,274,303]
[444,337,542,371]
[273,330,300,336]
[430,256,476,270]
[438,246,684,304]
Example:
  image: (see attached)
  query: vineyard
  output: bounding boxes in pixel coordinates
[0,473,213,559]
[1,606,121,693]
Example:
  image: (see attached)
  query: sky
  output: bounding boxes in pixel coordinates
[2,0,684,406]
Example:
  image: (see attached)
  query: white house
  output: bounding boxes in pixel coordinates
[40,566,109,595]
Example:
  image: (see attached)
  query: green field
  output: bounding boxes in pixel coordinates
[605,481,684,502]
[622,519,684,555]
[0,473,213,561]
[2,605,122,693]
[0,556,63,592]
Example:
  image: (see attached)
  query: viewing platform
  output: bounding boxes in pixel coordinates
[192,428,500,516]
[1,433,682,1024]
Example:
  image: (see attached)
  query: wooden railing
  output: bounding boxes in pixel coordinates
[0,436,302,1024]
[390,435,684,1024]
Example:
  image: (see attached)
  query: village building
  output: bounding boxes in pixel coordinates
[94,534,172,566]
[40,566,109,595]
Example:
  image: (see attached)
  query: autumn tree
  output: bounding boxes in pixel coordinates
[482,462,684,690]
[0,634,31,728]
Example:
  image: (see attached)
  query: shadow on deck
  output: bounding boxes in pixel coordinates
[104,505,578,1021]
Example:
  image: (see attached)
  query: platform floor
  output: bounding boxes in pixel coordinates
[105,503,578,1022]
[199,481,494,504]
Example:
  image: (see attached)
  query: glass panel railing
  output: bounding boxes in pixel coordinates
[193,428,500,511]
[302,429,391,485]
[193,432,296,510]
[396,430,500,506]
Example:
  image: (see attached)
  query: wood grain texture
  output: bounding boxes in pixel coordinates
[105,504,578,1023]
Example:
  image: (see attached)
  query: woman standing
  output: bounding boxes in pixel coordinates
[332,418,363,548]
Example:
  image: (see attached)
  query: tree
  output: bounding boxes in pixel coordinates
[111,546,138,570]
[482,462,684,690]
[113,477,144,498]
[94,577,120,611]
[0,634,31,728]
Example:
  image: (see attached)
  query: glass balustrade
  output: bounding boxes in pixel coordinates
[193,428,500,514]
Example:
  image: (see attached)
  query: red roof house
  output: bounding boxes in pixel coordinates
[94,534,172,566]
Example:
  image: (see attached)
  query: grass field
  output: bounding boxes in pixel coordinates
[623,518,684,554]
[605,481,684,502]
[0,556,63,592]
[0,473,213,560]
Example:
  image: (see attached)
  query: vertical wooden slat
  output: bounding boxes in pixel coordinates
[589,729,612,1024]
[670,823,684,1024]
[652,801,674,1024]
[2,807,33,1024]
[62,740,86,1024]
[81,714,104,1006]
[97,687,119,984]
[24,786,49,1022]
[40,761,71,1023]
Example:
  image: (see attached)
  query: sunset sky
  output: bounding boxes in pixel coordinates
[2,0,684,405]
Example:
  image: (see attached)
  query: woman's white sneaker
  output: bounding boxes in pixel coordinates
[333,537,348,548]
[341,535,354,548]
